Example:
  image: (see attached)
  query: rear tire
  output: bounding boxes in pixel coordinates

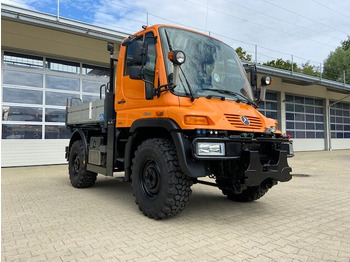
[69,140,97,188]
[131,138,192,220]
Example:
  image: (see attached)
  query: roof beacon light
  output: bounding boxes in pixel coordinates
[261,76,272,86]
[168,50,186,65]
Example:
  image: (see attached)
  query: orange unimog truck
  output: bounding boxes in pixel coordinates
[65,24,293,219]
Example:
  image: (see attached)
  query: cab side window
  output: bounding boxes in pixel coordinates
[144,32,157,99]
[124,37,141,76]
[144,33,157,84]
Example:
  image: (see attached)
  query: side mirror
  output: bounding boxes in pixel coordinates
[128,40,148,80]
[122,36,136,47]
[250,67,257,88]
[133,40,148,65]
[129,66,143,80]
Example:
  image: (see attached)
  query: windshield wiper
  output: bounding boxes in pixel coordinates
[202,88,256,107]
[206,94,226,101]
[179,67,195,102]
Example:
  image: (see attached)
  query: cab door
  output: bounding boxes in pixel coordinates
[115,30,159,127]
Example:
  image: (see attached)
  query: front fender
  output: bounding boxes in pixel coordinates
[124,118,209,180]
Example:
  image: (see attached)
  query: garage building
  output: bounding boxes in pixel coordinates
[1,4,350,167]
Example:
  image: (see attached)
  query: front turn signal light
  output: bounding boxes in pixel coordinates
[184,116,209,125]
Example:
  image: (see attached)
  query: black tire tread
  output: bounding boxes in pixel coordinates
[224,184,269,202]
[132,138,192,220]
[217,179,271,202]
[69,140,97,188]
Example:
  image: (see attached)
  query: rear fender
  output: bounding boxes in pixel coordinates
[67,129,88,163]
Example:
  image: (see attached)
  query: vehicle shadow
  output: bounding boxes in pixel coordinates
[77,176,272,223]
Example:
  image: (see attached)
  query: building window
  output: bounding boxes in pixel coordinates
[46,75,80,91]
[3,52,43,69]
[3,88,43,104]
[2,124,42,139]
[45,108,66,122]
[3,70,43,88]
[258,91,279,121]
[330,101,350,138]
[45,91,79,106]
[285,94,324,139]
[2,106,42,122]
[45,125,71,139]
[2,51,109,140]
[46,58,80,74]
[82,64,109,77]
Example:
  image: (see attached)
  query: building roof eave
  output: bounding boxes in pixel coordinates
[1,3,130,43]
[256,64,350,94]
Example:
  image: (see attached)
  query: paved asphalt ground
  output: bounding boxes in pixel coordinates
[2,150,350,261]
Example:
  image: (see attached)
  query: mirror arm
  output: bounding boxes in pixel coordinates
[255,84,267,105]
[154,83,176,97]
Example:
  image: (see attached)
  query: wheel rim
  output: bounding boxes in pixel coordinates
[72,152,80,176]
[141,159,161,199]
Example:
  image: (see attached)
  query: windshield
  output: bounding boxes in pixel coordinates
[159,27,254,102]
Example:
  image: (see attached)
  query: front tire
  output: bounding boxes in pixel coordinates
[218,179,274,202]
[68,140,97,188]
[131,138,192,219]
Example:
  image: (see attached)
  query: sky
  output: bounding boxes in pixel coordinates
[2,0,350,69]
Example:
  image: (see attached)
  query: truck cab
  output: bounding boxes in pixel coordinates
[66,25,293,220]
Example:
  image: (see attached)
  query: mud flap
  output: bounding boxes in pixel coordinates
[244,150,292,187]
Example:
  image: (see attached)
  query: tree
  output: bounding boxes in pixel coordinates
[263,58,299,72]
[341,35,350,51]
[301,61,319,77]
[263,58,320,77]
[323,36,350,84]
[235,47,252,62]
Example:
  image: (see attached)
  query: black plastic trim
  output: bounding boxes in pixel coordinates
[171,132,210,178]
[68,129,88,164]
[245,150,292,186]
[129,118,180,132]
[125,118,209,178]
[192,136,292,160]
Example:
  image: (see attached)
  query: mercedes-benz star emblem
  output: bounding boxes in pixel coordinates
[241,116,250,126]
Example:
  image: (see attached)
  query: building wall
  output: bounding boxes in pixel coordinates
[1,140,68,166]
[1,19,116,167]
[2,20,116,66]
[267,78,350,151]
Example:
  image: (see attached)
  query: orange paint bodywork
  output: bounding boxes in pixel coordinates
[114,24,280,134]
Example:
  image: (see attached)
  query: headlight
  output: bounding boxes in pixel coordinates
[265,126,276,134]
[196,142,225,156]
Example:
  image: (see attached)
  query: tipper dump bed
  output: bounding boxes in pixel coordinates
[66,99,105,126]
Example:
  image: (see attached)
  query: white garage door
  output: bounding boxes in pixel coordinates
[285,94,325,151]
[1,51,109,167]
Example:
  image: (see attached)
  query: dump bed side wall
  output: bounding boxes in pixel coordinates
[66,100,105,125]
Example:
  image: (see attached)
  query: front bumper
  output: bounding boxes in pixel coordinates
[172,132,293,184]
[244,149,292,186]
[192,136,293,184]
[192,136,294,160]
